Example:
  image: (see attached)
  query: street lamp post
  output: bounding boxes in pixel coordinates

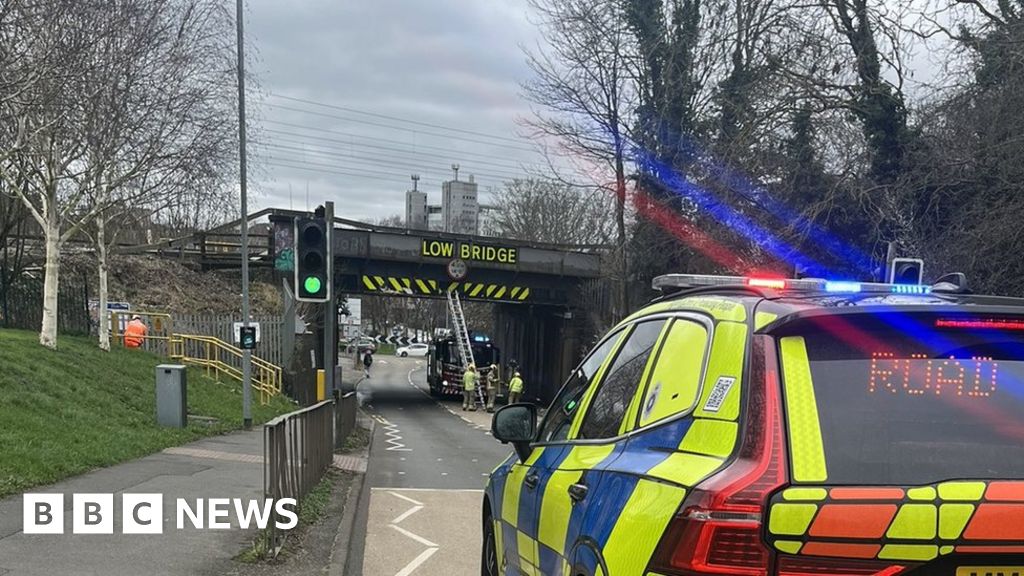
[236,0,252,428]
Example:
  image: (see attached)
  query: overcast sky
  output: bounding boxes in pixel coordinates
[247,0,553,222]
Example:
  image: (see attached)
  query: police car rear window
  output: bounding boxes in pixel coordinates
[795,321,1024,485]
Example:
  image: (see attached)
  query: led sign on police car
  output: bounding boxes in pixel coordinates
[869,352,998,398]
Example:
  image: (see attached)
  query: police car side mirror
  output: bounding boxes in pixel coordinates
[492,404,537,462]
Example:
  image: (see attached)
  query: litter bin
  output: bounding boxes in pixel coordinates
[156,364,187,428]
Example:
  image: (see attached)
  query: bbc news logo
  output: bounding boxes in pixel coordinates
[23,494,297,534]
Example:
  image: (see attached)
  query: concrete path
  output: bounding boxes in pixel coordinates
[0,430,267,576]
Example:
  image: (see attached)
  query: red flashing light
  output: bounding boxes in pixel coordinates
[936,318,1024,331]
[747,277,787,290]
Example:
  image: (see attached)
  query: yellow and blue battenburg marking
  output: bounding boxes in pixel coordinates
[360,275,530,301]
[487,312,753,575]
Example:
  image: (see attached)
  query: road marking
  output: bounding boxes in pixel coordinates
[389,491,424,506]
[394,547,438,576]
[383,490,440,576]
[383,421,412,452]
[390,523,438,548]
[392,504,424,524]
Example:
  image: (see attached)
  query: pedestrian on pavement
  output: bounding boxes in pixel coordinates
[362,350,373,378]
[462,363,478,411]
[508,371,524,404]
[485,363,499,412]
[123,315,148,349]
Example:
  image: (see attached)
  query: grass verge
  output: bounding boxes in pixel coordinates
[235,470,345,564]
[0,328,295,498]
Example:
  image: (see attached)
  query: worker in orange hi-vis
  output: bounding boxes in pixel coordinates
[123,315,148,349]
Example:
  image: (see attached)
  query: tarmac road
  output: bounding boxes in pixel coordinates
[347,356,510,576]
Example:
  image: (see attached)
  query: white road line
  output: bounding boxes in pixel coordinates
[388,491,425,506]
[390,524,439,548]
[383,421,412,452]
[394,547,438,576]
[391,504,424,524]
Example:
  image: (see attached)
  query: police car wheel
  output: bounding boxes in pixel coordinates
[482,512,498,576]
[400,352,408,357]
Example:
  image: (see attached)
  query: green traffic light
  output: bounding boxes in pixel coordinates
[303,276,322,294]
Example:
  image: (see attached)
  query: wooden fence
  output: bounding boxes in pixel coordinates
[173,313,285,366]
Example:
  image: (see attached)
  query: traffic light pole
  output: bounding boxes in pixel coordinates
[236,0,252,428]
[323,201,336,397]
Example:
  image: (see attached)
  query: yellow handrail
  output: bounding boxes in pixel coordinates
[107,311,284,405]
[169,334,283,405]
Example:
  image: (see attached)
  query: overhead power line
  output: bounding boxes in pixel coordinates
[265,158,444,187]
[264,102,540,154]
[255,139,534,180]
[265,153,505,189]
[262,127,550,173]
[268,93,531,146]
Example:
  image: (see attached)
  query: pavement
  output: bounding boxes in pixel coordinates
[0,356,510,576]
[0,430,269,576]
[343,355,512,576]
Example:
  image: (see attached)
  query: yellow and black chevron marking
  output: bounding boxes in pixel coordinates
[360,275,530,301]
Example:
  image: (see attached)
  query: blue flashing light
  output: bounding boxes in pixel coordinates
[891,284,931,295]
[824,281,862,293]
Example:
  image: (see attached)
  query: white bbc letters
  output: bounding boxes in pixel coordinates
[73,494,114,534]
[25,494,297,533]
[122,494,163,534]
[23,494,64,534]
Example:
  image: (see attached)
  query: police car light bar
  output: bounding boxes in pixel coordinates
[653,274,932,295]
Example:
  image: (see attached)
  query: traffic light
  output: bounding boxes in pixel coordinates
[239,326,257,350]
[294,216,331,302]
[889,258,924,285]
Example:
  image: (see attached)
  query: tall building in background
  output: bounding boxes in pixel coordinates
[427,206,444,231]
[478,203,500,237]
[442,164,479,235]
[405,175,428,230]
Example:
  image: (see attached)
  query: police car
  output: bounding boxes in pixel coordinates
[484,273,1024,576]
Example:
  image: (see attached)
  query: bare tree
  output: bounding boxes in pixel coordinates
[0,0,125,348]
[74,0,236,350]
[488,178,614,245]
[0,0,237,349]
[523,0,634,320]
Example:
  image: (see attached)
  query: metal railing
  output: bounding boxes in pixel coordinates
[168,333,283,405]
[109,311,283,405]
[111,311,175,357]
[263,400,335,555]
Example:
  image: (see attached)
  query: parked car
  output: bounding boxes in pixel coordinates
[343,337,377,354]
[485,272,1024,576]
[395,343,429,357]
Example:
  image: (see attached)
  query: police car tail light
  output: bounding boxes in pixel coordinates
[649,336,784,576]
